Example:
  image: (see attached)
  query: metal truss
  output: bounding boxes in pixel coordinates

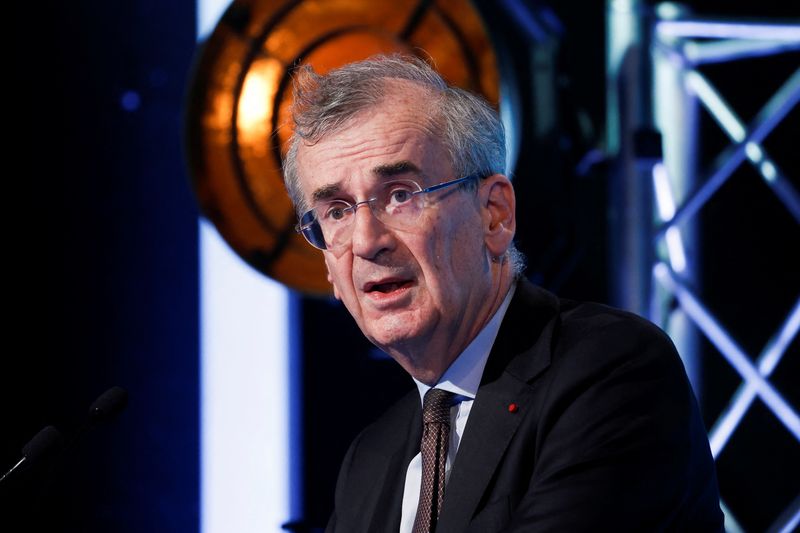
[649,9,800,533]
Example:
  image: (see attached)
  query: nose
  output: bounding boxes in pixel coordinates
[349,200,394,259]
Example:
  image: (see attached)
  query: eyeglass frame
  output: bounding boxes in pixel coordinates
[295,172,484,250]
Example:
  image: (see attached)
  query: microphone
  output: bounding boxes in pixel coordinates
[88,386,128,425]
[0,386,128,485]
[0,426,64,484]
[68,386,129,453]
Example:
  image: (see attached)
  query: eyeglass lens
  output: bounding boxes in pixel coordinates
[298,174,479,250]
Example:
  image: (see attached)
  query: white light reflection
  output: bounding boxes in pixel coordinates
[664,227,687,273]
[652,163,686,273]
[197,0,230,40]
[760,160,778,183]
[652,162,676,221]
[200,221,292,533]
[744,141,763,163]
[197,1,294,532]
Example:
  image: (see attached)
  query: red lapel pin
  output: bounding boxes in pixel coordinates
[508,403,519,413]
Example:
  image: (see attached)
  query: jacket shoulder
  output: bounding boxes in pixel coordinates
[554,298,683,373]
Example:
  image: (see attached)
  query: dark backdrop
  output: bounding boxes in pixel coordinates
[2,1,199,531]
[1,1,796,532]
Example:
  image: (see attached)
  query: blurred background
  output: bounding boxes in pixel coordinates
[2,0,797,532]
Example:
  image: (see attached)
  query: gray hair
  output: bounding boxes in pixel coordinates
[282,54,525,277]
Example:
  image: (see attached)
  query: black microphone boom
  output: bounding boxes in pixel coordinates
[0,425,64,484]
[0,386,128,486]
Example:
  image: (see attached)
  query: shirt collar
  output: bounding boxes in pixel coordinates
[414,284,516,403]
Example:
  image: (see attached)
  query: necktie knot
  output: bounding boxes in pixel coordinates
[422,388,454,425]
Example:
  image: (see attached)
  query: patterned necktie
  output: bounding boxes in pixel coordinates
[412,388,455,533]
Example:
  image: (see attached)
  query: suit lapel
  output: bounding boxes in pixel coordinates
[436,281,560,532]
[366,392,422,533]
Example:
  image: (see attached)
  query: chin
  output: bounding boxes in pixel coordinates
[365,317,422,351]
[371,312,441,358]
[367,327,415,351]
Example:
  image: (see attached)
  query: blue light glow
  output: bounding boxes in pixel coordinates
[500,0,548,42]
[656,67,800,236]
[708,298,800,456]
[120,90,141,112]
[654,263,800,443]
[685,71,746,142]
[688,71,793,194]
[652,17,800,529]
[683,39,800,65]
[657,21,800,41]
[777,503,800,533]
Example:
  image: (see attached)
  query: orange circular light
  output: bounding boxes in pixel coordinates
[185,0,500,294]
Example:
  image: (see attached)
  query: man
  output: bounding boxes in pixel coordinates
[282,55,723,532]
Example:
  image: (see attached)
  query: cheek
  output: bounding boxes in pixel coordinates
[453,225,490,285]
[437,203,483,250]
[416,220,450,273]
[421,214,482,286]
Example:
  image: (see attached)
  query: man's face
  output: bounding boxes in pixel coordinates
[295,85,497,375]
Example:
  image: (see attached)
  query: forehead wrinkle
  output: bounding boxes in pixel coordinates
[310,160,420,205]
[299,99,443,208]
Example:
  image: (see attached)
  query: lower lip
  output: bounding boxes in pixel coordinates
[364,282,414,305]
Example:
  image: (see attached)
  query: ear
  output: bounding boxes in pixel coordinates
[479,174,516,258]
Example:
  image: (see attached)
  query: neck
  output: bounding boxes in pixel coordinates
[398,264,515,386]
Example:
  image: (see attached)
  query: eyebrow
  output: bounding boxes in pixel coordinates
[309,160,423,204]
[311,183,341,204]
[373,160,421,179]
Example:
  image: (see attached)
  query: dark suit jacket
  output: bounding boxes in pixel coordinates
[326,281,724,532]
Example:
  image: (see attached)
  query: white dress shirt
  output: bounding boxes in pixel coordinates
[398,286,515,533]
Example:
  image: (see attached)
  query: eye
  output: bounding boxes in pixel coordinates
[387,186,414,205]
[322,202,350,221]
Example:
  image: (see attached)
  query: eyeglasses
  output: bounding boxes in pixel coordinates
[296,173,481,250]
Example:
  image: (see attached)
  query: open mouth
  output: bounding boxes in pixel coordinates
[365,279,413,294]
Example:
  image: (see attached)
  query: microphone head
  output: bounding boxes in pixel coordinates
[21,425,64,461]
[88,386,128,424]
